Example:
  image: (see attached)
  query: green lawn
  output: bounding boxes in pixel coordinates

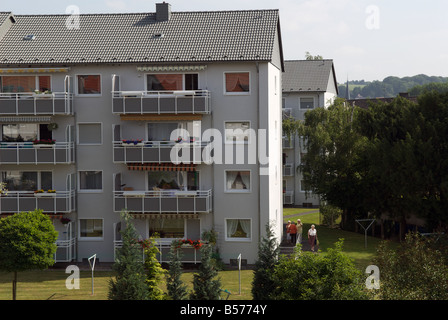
[0,208,397,300]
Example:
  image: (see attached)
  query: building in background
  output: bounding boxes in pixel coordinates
[282,59,338,207]
[0,3,284,264]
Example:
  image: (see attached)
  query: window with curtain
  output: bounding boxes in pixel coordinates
[2,124,38,142]
[79,171,102,191]
[147,74,183,91]
[1,76,35,92]
[226,219,251,241]
[225,170,251,192]
[225,72,250,93]
[77,75,101,94]
[148,171,182,190]
[80,219,103,238]
[148,122,179,141]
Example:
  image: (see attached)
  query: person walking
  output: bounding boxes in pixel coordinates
[308,224,317,252]
[296,219,303,245]
[286,220,291,243]
[289,222,297,245]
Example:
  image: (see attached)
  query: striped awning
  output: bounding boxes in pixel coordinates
[127,163,197,171]
[130,213,199,220]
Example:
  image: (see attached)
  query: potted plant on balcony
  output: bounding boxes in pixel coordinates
[121,139,144,147]
[60,217,71,225]
[34,189,56,197]
[33,90,54,98]
[33,139,56,148]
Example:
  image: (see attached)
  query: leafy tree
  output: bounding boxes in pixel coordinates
[374,233,448,300]
[0,209,58,300]
[108,211,149,300]
[190,244,222,300]
[273,240,368,300]
[143,236,166,300]
[251,222,280,300]
[305,51,323,60]
[166,240,188,300]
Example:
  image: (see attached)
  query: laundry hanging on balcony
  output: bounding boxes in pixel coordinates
[127,163,197,171]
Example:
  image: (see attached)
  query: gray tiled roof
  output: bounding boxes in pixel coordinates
[0,9,280,65]
[283,60,336,92]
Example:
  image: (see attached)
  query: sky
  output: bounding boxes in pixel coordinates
[3,0,448,83]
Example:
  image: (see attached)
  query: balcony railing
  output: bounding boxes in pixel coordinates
[112,90,210,115]
[283,163,294,176]
[0,142,75,164]
[0,190,76,214]
[0,92,73,115]
[113,189,212,214]
[113,140,206,164]
[283,191,294,205]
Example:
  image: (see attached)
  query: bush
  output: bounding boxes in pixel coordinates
[374,232,448,300]
[273,240,368,300]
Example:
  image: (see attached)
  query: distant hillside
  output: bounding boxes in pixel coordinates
[338,74,448,99]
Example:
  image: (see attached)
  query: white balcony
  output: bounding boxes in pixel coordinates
[283,136,294,149]
[0,141,75,164]
[283,163,294,176]
[113,189,213,214]
[0,92,73,115]
[283,191,294,205]
[0,190,76,214]
[112,90,210,115]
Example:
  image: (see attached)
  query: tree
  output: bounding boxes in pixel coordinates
[166,240,188,300]
[251,222,280,300]
[374,233,448,299]
[108,211,149,300]
[190,244,222,300]
[305,51,323,60]
[0,209,58,300]
[142,236,166,300]
[273,240,368,300]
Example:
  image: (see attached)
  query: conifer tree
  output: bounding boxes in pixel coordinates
[190,244,222,300]
[251,222,279,300]
[143,236,166,300]
[108,211,149,300]
[166,240,188,300]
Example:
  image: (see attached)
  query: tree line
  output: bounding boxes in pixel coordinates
[338,74,448,99]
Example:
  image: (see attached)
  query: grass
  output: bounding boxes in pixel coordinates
[0,208,398,300]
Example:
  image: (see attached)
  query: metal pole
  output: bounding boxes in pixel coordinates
[238,254,241,295]
[88,254,97,295]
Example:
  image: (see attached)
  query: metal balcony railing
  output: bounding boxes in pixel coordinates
[112,90,210,115]
[113,189,212,214]
[283,191,294,205]
[0,142,75,164]
[0,190,76,214]
[0,92,73,115]
[283,163,294,176]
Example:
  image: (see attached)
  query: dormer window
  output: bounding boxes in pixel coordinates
[23,34,35,41]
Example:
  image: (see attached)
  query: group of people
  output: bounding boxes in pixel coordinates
[286,220,318,252]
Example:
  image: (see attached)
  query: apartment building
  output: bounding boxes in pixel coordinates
[0,3,284,264]
[282,60,338,207]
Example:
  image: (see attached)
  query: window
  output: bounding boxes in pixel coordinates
[1,171,52,191]
[146,73,198,91]
[0,75,51,93]
[79,171,102,191]
[224,72,250,94]
[1,124,52,142]
[148,171,199,191]
[225,170,251,192]
[77,75,101,95]
[148,219,185,238]
[225,121,251,143]
[300,97,314,109]
[80,219,103,239]
[225,219,251,241]
[77,123,102,145]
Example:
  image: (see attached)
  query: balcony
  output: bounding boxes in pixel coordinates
[0,92,73,115]
[283,191,294,205]
[112,90,210,115]
[113,140,206,164]
[283,163,294,177]
[0,142,75,164]
[0,190,76,214]
[113,189,213,214]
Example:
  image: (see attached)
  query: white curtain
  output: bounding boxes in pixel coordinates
[226,171,238,190]
[239,219,251,239]
[239,171,251,190]
[226,219,239,238]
